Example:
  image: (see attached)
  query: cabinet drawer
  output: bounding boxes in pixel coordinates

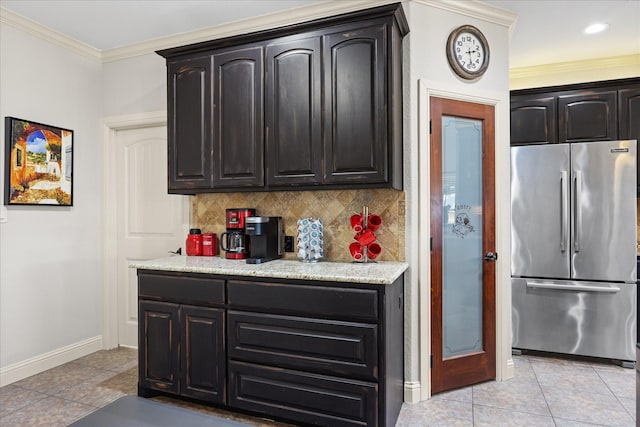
[228,280,378,321]
[228,311,378,380]
[139,272,224,306]
[229,361,378,427]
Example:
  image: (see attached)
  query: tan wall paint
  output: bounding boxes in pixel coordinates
[192,189,406,262]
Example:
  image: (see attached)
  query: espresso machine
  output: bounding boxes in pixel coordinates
[220,208,256,259]
[245,216,284,264]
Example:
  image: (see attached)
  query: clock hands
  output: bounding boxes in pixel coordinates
[464,47,478,68]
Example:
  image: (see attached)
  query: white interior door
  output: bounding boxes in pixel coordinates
[116,125,188,347]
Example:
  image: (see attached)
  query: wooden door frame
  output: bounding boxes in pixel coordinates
[417,81,514,400]
[101,111,189,349]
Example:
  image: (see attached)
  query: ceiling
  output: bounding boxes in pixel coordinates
[0,0,639,69]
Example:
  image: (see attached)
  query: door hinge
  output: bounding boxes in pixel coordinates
[430,354,433,368]
[430,237,433,251]
[429,120,432,134]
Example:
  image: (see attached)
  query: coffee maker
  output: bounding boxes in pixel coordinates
[244,216,284,264]
[220,208,256,259]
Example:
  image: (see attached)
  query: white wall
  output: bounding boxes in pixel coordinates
[402,0,514,401]
[102,53,166,117]
[0,22,103,384]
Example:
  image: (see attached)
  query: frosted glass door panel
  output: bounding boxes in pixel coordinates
[442,116,483,359]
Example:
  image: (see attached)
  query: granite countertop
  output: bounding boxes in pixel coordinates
[130,255,408,285]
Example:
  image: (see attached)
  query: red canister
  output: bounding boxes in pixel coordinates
[202,233,217,256]
[186,228,203,256]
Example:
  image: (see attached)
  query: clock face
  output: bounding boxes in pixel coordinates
[454,31,485,73]
[446,25,490,80]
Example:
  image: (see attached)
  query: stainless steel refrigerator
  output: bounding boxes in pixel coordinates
[511,140,637,363]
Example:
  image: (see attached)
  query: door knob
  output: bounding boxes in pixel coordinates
[484,251,498,261]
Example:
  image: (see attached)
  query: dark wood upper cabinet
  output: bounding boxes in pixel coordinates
[510,94,557,144]
[619,88,640,140]
[511,78,640,147]
[618,87,640,194]
[212,46,264,189]
[558,90,617,143]
[157,3,408,193]
[265,36,322,186]
[167,55,213,192]
[323,24,387,185]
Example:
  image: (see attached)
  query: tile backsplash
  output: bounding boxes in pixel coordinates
[191,189,406,262]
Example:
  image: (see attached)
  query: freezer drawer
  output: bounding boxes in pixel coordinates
[512,278,636,361]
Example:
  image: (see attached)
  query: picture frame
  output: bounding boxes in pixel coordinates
[4,116,73,206]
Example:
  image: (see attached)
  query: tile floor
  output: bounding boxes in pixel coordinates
[0,348,635,426]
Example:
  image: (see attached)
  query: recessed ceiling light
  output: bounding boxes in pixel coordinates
[584,23,609,34]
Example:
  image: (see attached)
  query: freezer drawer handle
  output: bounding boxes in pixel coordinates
[526,281,620,293]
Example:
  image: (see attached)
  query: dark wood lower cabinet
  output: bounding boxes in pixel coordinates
[137,270,404,427]
[229,361,378,427]
[138,273,226,404]
[180,306,226,403]
[139,301,180,395]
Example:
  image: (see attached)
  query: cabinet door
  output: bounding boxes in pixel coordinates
[510,94,557,145]
[139,301,180,394]
[167,55,213,192]
[558,90,617,143]
[618,88,640,195]
[180,305,226,403]
[212,46,264,188]
[265,37,322,186]
[323,24,388,185]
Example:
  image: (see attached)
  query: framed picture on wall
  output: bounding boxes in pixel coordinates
[4,117,73,206]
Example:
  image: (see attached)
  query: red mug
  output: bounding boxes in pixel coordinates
[349,242,364,260]
[350,214,363,232]
[367,242,382,260]
[367,214,382,232]
[355,229,377,246]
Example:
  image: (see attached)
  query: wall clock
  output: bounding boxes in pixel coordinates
[446,25,490,80]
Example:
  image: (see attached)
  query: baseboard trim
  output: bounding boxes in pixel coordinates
[0,335,103,387]
[404,380,422,403]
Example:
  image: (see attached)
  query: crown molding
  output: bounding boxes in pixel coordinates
[0,7,101,62]
[101,0,396,62]
[510,54,640,81]
[411,0,517,29]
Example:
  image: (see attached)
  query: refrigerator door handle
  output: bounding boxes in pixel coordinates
[560,171,568,252]
[526,280,620,293]
[573,170,582,253]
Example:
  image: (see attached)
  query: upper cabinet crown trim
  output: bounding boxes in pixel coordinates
[156,3,408,59]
